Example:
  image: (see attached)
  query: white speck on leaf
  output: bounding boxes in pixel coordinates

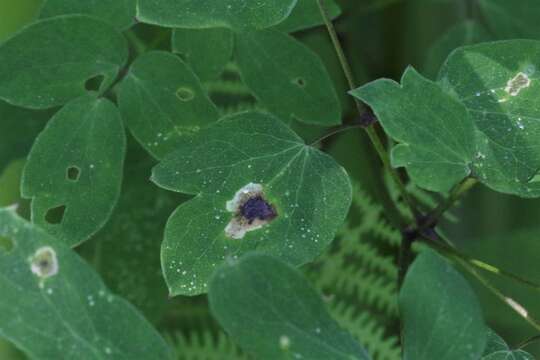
[279,335,291,350]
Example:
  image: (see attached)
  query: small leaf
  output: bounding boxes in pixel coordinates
[439,40,540,197]
[272,0,341,33]
[118,51,219,160]
[0,207,173,359]
[350,67,476,193]
[136,0,298,31]
[152,111,351,295]
[481,329,534,359]
[0,15,128,109]
[235,30,341,126]
[208,253,371,360]
[40,0,136,31]
[400,250,486,360]
[22,95,126,247]
[478,0,540,39]
[171,27,234,81]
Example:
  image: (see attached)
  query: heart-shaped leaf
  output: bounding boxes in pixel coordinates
[235,30,341,126]
[118,51,219,159]
[352,40,540,197]
[0,207,173,359]
[136,0,298,31]
[351,67,476,193]
[0,15,128,109]
[400,250,487,360]
[22,95,126,246]
[209,253,371,360]
[152,111,351,295]
[172,28,234,81]
[481,329,534,359]
[40,0,136,31]
[439,40,540,197]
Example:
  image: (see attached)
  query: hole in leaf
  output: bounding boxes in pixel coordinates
[85,75,105,92]
[292,77,306,88]
[66,166,81,181]
[0,236,14,253]
[176,87,195,102]
[45,205,66,225]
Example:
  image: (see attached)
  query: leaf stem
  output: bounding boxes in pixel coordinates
[422,177,478,229]
[309,123,365,146]
[455,256,540,332]
[421,237,540,291]
[518,334,540,349]
[316,0,418,219]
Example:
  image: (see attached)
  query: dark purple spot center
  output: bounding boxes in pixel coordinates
[240,196,276,223]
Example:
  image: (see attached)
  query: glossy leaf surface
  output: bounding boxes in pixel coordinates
[22,95,125,246]
[152,111,351,295]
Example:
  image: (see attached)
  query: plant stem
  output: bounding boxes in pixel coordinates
[518,334,540,349]
[310,123,365,146]
[316,0,418,219]
[454,256,540,332]
[421,236,540,291]
[423,177,478,229]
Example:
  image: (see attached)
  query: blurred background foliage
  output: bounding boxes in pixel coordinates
[1,0,540,358]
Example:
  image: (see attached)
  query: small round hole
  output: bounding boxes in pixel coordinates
[66,166,80,181]
[45,205,66,225]
[176,87,195,102]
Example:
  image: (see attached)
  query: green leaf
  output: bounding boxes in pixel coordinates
[78,146,185,322]
[350,67,476,193]
[39,0,136,31]
[424,20,489,79]
[478,0,540,39]
[22,95,126,247]
[235,30,341,126]
[0,206,173,359]
[118,51,219,160]
[171,28,234,81]
[439,40,540,197]
[482,329,534,359]
[400,250,486,360]
[0,101,49,173]
[0,15,128,109]
[272,0,341,33]
[152,111,352,296]
[208,253,371,360]
[136,0,298,31]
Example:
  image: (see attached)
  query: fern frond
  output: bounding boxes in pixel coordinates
[306,183,401,360]
[167,330,249,360]
[329,302,401,360]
